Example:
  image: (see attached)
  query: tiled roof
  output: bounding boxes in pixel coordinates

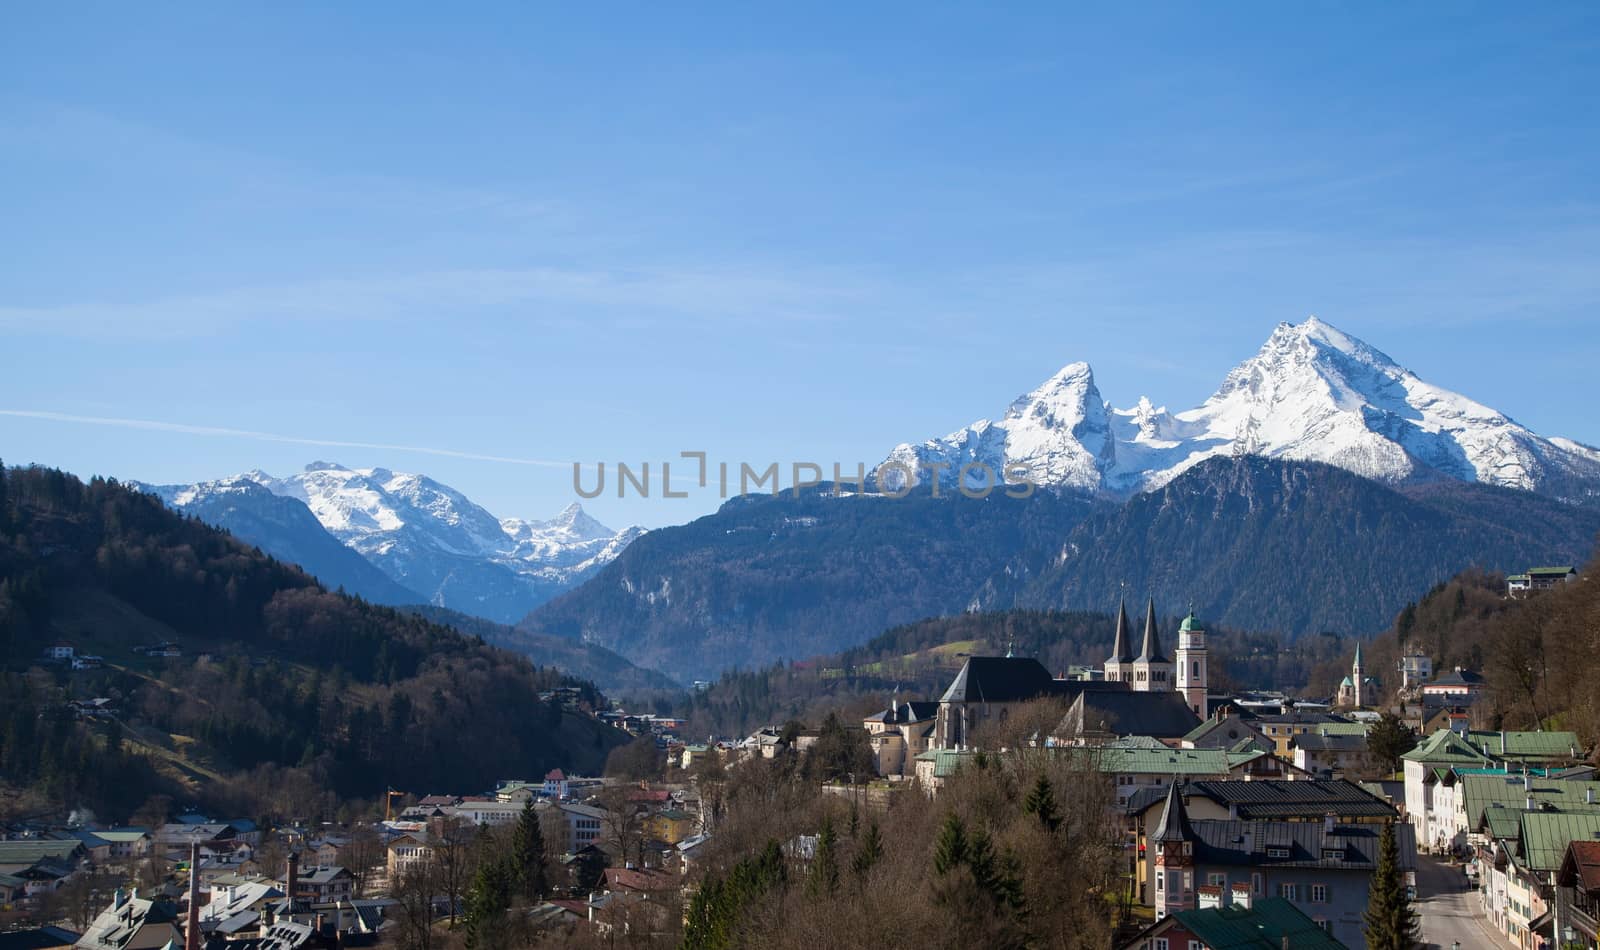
[938,657,1058,703]
[1189,819,1416,872]
[1464,730,1581,760]
[1520,813,1600,872]
[1290,733,1368,752]
[1401,729,1496,766]
[1185,779,1397,821]
[1460,773,1600,829]
[1170,898,1347,950]
[0,840,84,866]
[1088,747,1234,776]
[1056,689,1202,740]
[602,867,676,892]
[1559,840,1600,893]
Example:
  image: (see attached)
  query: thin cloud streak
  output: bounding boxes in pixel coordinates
[0,410,571,468]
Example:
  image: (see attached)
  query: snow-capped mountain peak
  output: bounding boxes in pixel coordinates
[876,316,1600,500]
[145,462,645,623]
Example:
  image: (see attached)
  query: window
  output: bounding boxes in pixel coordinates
[1189,942,1203,950]
[1311,884,1327,903]
[1315,920,1332,934]
[1252,873,1263,895]
[1153,940,1168,950]
[1207,873,1227,887]
[1279,883,1298,901]
[1267,847,1291,858]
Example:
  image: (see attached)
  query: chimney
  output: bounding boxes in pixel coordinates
[113,887,127,910]
[287,851,300,914]
[314,913,326,936]
[1232,881,1253,909]
[1524,772,1532,790]
[1324,813,1336,834]
[1527,796,1536,812]
[1587,788,1596,805]
[184,843,201,950]
[1501,731,1507,755]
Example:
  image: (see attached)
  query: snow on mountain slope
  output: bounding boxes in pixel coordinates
[148,463,645,623]
[877,317,1600,501]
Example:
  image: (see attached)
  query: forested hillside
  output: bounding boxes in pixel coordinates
[401,604,678,691]
[1360,559,1600,748]
[1008,456,1600,634]
[0,463,627,823]
[522,488,1093,681]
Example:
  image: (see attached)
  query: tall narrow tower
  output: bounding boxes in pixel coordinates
[184,842,201,950]
[1152,780,1196,920]
[1351,642,1365,707]
[1130,598,1172,692]
[1174,608,1208,716]
[1104,598,1134,683]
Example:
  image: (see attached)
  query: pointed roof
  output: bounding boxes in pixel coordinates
[1152,780,1196,843]
[1137,598,1167,663]
[1109,598,1135,663]
[1353,642,1362,669]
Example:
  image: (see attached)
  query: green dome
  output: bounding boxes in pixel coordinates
[1179,611,1203,633]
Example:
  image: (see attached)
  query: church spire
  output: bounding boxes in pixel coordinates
[1137,597,1167,662]
[1109,598,1134,663]
[1152,779,1195,844]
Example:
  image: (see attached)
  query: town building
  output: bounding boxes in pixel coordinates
[1553,839,1600,950]
[1507,566,1578,597]
[1144,782,1415,949]
[1397,650,1432,691]
[862,700,937,777]
[1421,668,1488,707]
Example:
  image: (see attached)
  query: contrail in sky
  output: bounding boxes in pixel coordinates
[0,409,572,468]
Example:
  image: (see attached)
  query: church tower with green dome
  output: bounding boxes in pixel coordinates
[1174,607,1208,715]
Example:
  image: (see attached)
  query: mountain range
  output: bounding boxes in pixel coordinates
[877,317,1600,502]
[137,462,644,624]
[126,318,1600,686]
[522,318,1600,681]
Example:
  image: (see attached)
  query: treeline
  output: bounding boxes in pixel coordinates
[1361,555,1600,745]
[675,609,1352,737]
[0,462,627,822]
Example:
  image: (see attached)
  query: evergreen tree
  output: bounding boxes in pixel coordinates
[932,813,968,875]
[1022,773,1060,832]
[682,839,787,950]
[509,799,547,900]
[851,820,882,881]
[806,816,839,899]
[1367,713,1418,775]
[463,857,513,950]
[1363,822,1419,950]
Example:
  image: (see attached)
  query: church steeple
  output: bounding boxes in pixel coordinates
[1110,598,1133,662]
[1137,598,1167,662]
[1130,597,1174,692]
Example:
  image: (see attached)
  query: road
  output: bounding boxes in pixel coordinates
[1413,854,1515,950]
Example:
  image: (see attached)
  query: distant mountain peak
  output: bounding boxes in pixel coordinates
[876,317,1600,500]
[144,464,645,623]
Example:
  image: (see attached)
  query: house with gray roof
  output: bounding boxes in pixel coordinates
[1142,781,1414,949]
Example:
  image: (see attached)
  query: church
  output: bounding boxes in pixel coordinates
[1335,642,1379,708]
[1103,598,1210,717]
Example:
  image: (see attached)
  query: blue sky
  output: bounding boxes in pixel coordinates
[2,3,1597,529]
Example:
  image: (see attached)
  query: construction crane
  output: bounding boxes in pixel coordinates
[384,788,406,821]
